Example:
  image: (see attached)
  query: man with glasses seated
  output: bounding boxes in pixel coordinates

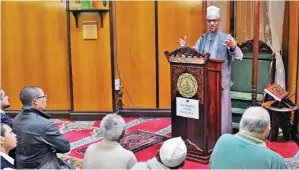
[178,5,243,134]
[12,86,75,169]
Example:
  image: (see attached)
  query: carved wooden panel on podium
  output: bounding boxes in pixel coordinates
[164,47,223,164]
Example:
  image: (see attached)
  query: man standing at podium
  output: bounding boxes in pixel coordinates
[178,6,243,134]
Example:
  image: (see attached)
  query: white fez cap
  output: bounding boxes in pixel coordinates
[207,5,220,18]
[160,137,187,168]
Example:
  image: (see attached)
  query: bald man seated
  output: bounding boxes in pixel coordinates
[210,107,288,169]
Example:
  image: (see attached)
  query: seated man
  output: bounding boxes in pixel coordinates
[13,86,73,169]
[210,106,287,169]
[83,113,137,169]
[131,137,187,169]
[0,89,13,127]
[0,123,17,169]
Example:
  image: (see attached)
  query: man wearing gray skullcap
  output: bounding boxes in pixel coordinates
[131,137,187,169]
[210,107,287,169]
[179,5,243,134]
[83,114,137,169]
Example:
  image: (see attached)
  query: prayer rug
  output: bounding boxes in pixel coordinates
[53,118,298,169]
[285,151,299,169]
[76,130,170,155]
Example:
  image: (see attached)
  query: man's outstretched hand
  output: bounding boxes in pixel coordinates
[223,35,236,49]
[178,36,187,47]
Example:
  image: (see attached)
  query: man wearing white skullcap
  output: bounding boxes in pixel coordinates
[179,5,243,134]
[207,5,220,20]
[131,137,187,169]
[83,114,137,169]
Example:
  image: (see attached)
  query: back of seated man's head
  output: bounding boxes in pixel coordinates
[156,137,187,169]
[239,107,271,141]
[19,86,47,111]
[0,123,17,154]
[100,114,126,142]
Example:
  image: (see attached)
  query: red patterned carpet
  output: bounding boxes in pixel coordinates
[53,117,299,169]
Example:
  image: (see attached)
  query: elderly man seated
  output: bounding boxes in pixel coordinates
[83,113,137,169]
[210,106,287,169]
[131,137,187,169]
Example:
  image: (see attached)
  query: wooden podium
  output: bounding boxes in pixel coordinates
[164,47,223,164]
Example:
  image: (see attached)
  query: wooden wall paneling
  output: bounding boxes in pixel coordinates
[1,1,70,110]
[288,1,299,103]
[287,1,299,129]
[226,0,231,33]
[287,1,298,126]
[202,1,207,33]
[158,1,203,108]
[115,1,156,108]
[93,0,109,9]
[70,10,112,111]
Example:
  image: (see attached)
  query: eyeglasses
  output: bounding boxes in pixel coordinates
[35,95,47,100]
[206,19,220,24]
